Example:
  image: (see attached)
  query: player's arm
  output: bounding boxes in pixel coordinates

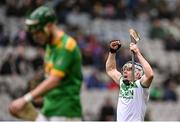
[29,74,61,99]
[137,52,154,88]
[9,74,62,118]
[106,40,122,84]
[28,37,76,100]
[130,43,154,87]
[9,38,75,116]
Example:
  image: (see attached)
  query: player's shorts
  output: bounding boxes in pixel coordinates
[36,112,81,121]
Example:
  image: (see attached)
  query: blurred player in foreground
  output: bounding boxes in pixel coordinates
[106,40,154,121]
[9,5,83,121]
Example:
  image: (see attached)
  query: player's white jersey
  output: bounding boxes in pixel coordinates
[117,77,149,121]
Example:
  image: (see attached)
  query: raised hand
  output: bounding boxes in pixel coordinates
[109,40,121,53]
[129,43,140,54]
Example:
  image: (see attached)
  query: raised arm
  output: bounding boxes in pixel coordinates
[106,40,122,84]
[130,43,154,87]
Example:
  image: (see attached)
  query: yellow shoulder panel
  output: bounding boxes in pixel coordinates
[65,37,76,51]
[50,69,65,78]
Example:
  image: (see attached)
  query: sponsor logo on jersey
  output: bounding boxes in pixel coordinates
[119,82,137,99]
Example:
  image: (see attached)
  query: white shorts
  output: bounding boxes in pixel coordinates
[35,112,81,121]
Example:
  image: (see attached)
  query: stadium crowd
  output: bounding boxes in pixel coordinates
[0,0,180,121]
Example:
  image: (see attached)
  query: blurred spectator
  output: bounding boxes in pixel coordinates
[5,0,18,16]
[85,69,107,90]
[103,4,116,19]
[163,78,178,102]
[126,0,139,18]
[82,47,93,66]
[75,30,87,50]
[30,47,44,71]
[18,0,33,16]
[74,0,91,13]
[144,109,151,121]
[99,97,115,121]
[12,29,27,46]
[174,68,180,85]
[0,53,14,75]
[34,0,44,7]
[164,34,180,51]
[14,45,30,75]
[156,0,173,19]
[175,0,180,18]
[0,0,5,5]
[0,82,10,94]
[0,23,9,47]
[115,0,128,20]
[87,35,104,70]
[149,18,168,40]
[81,35,105,68]
[106,80,119,90]
[92,1,104,18]
[6,0,44,17]
[162,19,180,40]
[135,0,151,19]
[150,85,164,101]
[54,0,72,24]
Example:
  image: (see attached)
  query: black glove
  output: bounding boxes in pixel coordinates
[109,40,121,53]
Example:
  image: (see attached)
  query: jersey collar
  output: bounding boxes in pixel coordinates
[51,30,64,46]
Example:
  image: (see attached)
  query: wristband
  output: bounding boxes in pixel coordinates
[24,93,33,102]
[110,48,118,53]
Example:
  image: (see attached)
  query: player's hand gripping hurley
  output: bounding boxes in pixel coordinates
[129,28,140,82]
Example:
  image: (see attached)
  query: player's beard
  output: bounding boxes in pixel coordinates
[43,27,53,45]
[46,34,53,45]
[32,31,49,46]
[38,30,52,46]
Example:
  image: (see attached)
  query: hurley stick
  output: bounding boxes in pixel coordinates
[129,28,140,82]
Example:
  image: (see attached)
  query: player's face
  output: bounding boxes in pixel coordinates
[122,63,142,81]
[122,64,133,81]
[31,30,48,45]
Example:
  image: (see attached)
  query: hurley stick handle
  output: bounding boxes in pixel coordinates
[129,28,140,82]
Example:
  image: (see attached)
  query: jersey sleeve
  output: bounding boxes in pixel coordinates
[136,80,149,89]
[50,38,76,78]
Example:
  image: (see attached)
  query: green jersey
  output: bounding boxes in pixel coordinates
[41,31,83,118]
